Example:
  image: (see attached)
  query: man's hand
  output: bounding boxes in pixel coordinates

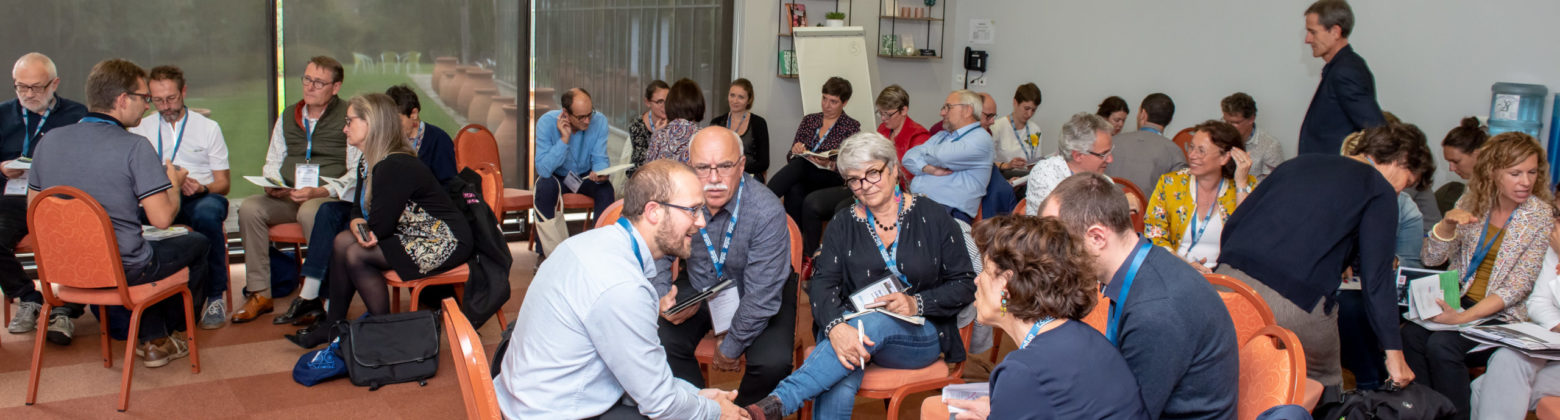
[659,285,697,325]
[180,177,205,196]
[557,116,574,143]
[0,160,23,179]
[1384,350,1415,388]
[289,186,328,203]
[1188,258,1213,274]
[586,171,607,183]
[698,389,749,420]
[165,161,189,187]
[922,165,953,176]
[947,397,991,420]
[872,292,918,317]
[828,322,873,370]
[265,187,291,198]
[712,339,743,372]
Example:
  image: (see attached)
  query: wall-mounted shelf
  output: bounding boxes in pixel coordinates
[878,54,938,59]
[880,16,942,21]
[876,1,946,59]
[778,0,852,78]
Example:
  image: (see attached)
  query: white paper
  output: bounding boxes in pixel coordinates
[1409,276,1445,320]
[3,159,31,170]
[294,164,321,189]
[708,287,740,335]
[244,175,290,189]
[142,226,189,241]
[4,173,27,196]
[596,163,635,177]
[968,19,996,45]
[850,276,903,312]
[942,382,990,413]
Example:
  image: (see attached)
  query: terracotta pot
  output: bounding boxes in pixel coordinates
[487,96,514,131]
[432,57,457,94]
[496,104,519,175]
[533,87,558,109]
[468,88,497,126]
[441,66,473,106]
[457,69,495,116]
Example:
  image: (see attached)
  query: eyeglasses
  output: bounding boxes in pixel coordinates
[301,75,335,89]
[126,91,154,105]
[844,164,888,191]
[940,103,969,112]
[1084,147,1114,159]
[345,115,365,125]
[649,98,665,105]
[1185,144,1225,158]
[570,110,594,121]
[692,161,741,177]
[151,94,181,106]
[876,109,901,121]
[983,112,997,120]
[657,201,707,218]
[13,79,54,95]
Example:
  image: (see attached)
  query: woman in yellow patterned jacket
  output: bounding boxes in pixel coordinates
[1144,120,1256,273]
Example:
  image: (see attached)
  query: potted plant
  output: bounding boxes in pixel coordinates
[825,12,846,27]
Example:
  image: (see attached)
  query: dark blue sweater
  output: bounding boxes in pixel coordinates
[989,320,1150,420]
[0,95,88,165]
[416,123,457,182]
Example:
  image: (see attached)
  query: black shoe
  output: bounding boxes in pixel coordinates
[284,324,331,349]
[745,395,782,420]
[273,297,323,326]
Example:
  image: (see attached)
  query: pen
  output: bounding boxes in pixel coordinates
[856,320,866,368]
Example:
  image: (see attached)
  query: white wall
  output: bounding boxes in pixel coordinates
[738,0,1560,185]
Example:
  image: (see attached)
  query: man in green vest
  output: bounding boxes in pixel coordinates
[232,56,360,324]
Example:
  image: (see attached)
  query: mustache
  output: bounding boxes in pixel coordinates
[704,183,729,192]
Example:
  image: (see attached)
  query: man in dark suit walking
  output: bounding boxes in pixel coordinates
[1298,0,1383,155]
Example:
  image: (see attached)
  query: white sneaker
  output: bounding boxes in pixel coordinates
[7,301,40,334]
[200,299,227,330]
[46,314,73,345]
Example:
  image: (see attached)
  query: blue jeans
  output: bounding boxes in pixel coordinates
[771,312,941,419]
[300,201,353,280]
[175,193,229,301]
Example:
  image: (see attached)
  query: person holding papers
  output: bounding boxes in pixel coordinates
[766,77,860,227]
[655,127,794,406]
[534,87,615,223]
[744,132,974,420]
[1472,226,1560,418]
[1410,132,1555,417]
[1143,120,1255,274]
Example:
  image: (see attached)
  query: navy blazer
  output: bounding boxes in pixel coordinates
[1298,44,1384,155]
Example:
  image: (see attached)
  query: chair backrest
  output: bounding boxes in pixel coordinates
[1012,199,1027,215]
[1172,127,1195,161]
[27,186,133,303]
[455,124,501,172]
[441,298,502,420]
[473,163,505,221]
[785,216,803,274]
[1112,177,1148,232]
[1238,325,1306,420]
[1205,273,1278,345]
[1080,289,1110,334]
[594,199,626,229]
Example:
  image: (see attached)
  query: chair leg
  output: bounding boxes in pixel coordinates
[410,285,427,311]
[100,306,112,367]
[391,287,402,314]
[119,307,145,412]
[25,301,52,405]
[182,290,200,374]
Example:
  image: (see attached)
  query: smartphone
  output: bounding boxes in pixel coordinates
[355,223,372,243]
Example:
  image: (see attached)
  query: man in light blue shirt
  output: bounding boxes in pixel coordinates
[496,160,748,420]
[901,90,993,222]
[534,87,614,219]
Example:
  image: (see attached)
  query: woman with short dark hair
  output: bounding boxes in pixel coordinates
[1144,120,1255,273]
[767,76,861,228]
[645,78,705,163]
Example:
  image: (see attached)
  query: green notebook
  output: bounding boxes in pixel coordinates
[1441,271,1462,311]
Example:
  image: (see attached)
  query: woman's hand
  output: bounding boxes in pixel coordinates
[1427,299,1465,325]
[947,397,991,420]
[1230,148,1253,185]
[350,218,377,248]
[872,292,919,317]
[1436,209,1479,239]
[790,141,807,155]
[828,322,874,370]
[1187,258,1213,274]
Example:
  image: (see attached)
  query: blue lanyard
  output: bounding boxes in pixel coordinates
[1184,178,1225,256]
[698,178,745,278]
[618,217,645,268]
[810,119,834,152]
[303,117,316,163]
[1014,123,1036,157]
[1142,127,1163,136]
[726,111,747,132]
[156,108,189,161]
[1461,208,1516,286]
[19,102,52,158]
[1019,317,1056,350]
[1106,242,1153,346]
[865,188,909,286]
[941,124,977,145]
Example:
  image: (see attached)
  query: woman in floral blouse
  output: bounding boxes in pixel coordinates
[1143,120,1254,273]
[645,78,704,163]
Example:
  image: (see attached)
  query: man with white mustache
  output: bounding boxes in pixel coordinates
[656,126,796,406]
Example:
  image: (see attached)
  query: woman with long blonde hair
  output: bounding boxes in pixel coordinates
[287,93,474,348]
[1411,131,1556,415]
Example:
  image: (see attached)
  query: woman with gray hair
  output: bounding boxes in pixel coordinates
[745,132,976,420]
[1020,112,1116,215]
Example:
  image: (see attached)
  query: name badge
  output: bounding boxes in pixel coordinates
[563,171,583,193]
[295,163,321,189]
[4,172,27,196]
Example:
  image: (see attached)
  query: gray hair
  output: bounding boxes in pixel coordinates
[13,52,57,79]
[1059,112,1111,161]
[836,131,898,174]
[952,89,982,122]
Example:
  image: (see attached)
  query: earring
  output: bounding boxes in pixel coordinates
[1000,291,1008,313]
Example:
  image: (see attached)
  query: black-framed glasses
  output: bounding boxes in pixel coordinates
[876,108,901,120]
[657,201,706,218]
[13,79,54,95]
[345,114,365,125]
[151,94,182,106]
[1085,147,1114,159]
[983,112,997,120]
[570,110,594,121]
[692,160,741,176]
[126,91,154,105]
[844,164,888,190]
[301,75,335,89]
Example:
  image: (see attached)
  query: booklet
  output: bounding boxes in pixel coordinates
[941,382,990,414]
[245,175,292,189]
[596,163,635,177]
[1463,323,1560,352]
[843,274,925,325]
[663,278,735,317]
[1398,268,1445,307]
[3,157,31,171]
[142,226,189,241]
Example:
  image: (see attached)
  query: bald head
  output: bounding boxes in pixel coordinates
[12,53,59,113]
[980,92,997,130]
[690,126,743,157]
[688,126,746,209]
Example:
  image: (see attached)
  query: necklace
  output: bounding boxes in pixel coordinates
[874,217,896,231]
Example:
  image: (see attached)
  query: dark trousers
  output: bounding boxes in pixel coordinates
[800,186,852,257]
[300,201,354,280]
[535,174,615,218]
[0,195,36,303]
[658,272,798,406]
[173,193,229,301]
[588,395,650,420]
[1336,290,1385,390]
[126,232,211,342]
[1401,301,1494,420]
[768,158,844,230]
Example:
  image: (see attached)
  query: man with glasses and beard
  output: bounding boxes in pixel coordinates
[656,127,795,406]
[534,87,615,227]
[2,52,87,340]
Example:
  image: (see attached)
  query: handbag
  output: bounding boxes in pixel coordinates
[532,177,571,256]
[335,310,441,390]
[1313,382,1456,420]
[292,338,348,386]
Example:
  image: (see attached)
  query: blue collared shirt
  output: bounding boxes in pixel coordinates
[534,109,611,178]
[496,222,719,420]
[901,122,993,216]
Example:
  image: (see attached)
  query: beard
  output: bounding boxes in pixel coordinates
[654,220,694,259]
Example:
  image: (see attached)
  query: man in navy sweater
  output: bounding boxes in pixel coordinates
[1298,0,1384,155]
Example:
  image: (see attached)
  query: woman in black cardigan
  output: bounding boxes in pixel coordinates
[288,93,474,348]
[745,132,975,420]
[709,78,770,180]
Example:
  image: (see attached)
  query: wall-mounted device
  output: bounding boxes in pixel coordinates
[964,47,987,72]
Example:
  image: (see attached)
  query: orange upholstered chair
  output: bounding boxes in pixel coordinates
[694,216,806,381]
[1111,177,1148,233]
[24,186,200,412]
[1537,396,1560,420]
[1205,273,1277,346]
[1172,127,1195,160]
[801,324,975,420]
[1012,199,1027,215]
[441,298,501,420]
[593,199,626,229]
[920,395,953,420]
[386,164,507,327]
[1237,325,1306,420]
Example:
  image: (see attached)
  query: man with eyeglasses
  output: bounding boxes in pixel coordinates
[127,65,231,330]
[2,52,87,337]
[655,127,794,406]
[1105,93,1187,195]
[901,90,994,223]
[233,56,361,324]
[927,92,997,137]
[1021,112,1116,216]
[534,87,615,238]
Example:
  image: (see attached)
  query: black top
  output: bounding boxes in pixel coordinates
[0,95,88,164]
[710,113,770,177]
[353,153,474,280]
[1298,44,1384,155]
[1106,238,1238,419]
[810,194,975,362]
[990,320,1151,420]
[1219,154,1401,350]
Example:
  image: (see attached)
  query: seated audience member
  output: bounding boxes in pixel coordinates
[991,83,1045,179]
[710,79,770,180]
[1435,117,1489,216]
[627,80,670,177]
[926,92,995,136]
[1143,120,1255,273]
[1471,226,1560,418]
[1410,132,1555,417]
[1220,92,1285,182]
[1022,112,1113,215]
[1040,172,1238,419]
[745,132,975,420]
[285,93,474,348]
[234,56,359,324]
[656,127,794,406]
[1216,124,1436,399]
[645,78,705,163]
[533,87,614,224]
[940,215,1151,419]
[3,52,89,338]
[902,90,994,223]
[127,65,232,329]
[1097,96,1129,136]
[30,58,210,367]
[496,159,746,419]
[386,84,456,182]
[1105,93,1186,194]
[767,76,860,227]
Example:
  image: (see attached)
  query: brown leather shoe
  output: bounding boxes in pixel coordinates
[230,294,273,324]
[141,335,189,368]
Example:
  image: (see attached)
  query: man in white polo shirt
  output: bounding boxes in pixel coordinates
[128,65,231,330]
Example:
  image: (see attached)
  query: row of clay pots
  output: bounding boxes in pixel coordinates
[429,57,523,171]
